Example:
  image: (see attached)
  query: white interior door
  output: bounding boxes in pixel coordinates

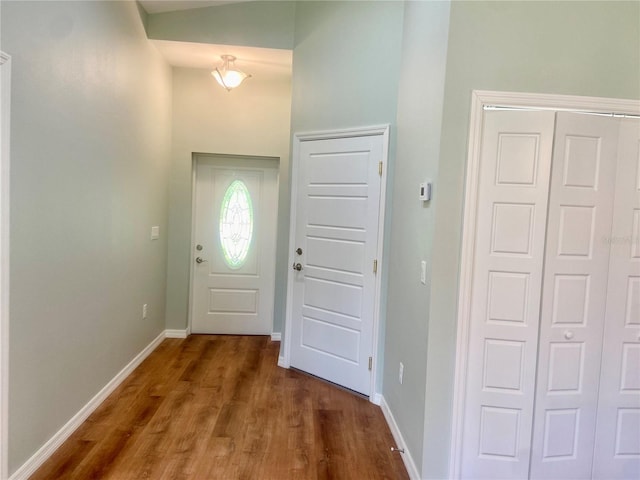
[288,133,384,396]
[529,113,620,479]
[191,155,278,335]
[457,99,640,480]
[592,118,640,479]
[459,110,556,479]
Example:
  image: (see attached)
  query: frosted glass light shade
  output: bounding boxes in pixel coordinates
[211,55,251,91]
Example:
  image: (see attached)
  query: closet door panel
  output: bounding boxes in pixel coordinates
[530,113,620,479]
[461,110,556,479]
[593,118,640,479]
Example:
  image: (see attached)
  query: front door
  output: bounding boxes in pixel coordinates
[191,155,278,335]
[288,131,386,396]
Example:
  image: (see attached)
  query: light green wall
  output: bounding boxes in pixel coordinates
[7,1,637,477]
[155,0,405,342]
[166,67,292,332]
[383,1,450,471]
[291,1,403,133]
[146,1,295,50]
[146,1,295,334]
[423,2,640,477]
[2,1,172,473]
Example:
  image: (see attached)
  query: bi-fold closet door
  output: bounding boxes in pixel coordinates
[460,110,640,479]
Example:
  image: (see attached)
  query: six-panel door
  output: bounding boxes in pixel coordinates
[192,156,278,335]
[461,111,640,479]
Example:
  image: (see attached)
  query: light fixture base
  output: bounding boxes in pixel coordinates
[212,54,250,91]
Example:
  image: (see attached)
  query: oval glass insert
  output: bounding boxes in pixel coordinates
[219,180,254,269]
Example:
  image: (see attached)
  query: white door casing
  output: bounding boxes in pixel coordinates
[592,118,640,479]
[191,155,278,335]
[284,126,389,398]
[529,113,620,478]
[0,51,10,480]
[459,110,556,479]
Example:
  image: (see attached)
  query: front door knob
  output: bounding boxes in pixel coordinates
[292,262,303,271]
[196,257,207,264]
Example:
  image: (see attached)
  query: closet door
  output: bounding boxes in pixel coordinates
[592,118,640,479]
[529,113,620,479]
[460,110,555,479]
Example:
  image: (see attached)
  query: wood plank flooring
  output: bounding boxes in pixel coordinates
[31,335,409,479]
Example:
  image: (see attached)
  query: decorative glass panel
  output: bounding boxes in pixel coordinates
[219,180,253,269]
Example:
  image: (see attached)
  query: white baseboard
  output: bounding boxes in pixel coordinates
[270,332,281,341]
[277,355,286,368]
[165,329,188,339]
[371,392,382,405]
[380,395,421,480]
[9,330,167,480]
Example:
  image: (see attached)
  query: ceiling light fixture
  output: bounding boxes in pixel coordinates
[211,55,251,91]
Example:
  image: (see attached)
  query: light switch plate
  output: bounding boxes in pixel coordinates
[419,181,432,201]
[150,226,160,240]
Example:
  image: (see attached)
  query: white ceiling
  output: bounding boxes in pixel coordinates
[141,2,292,76]
[139,1,249,14]
[151,40,292,76]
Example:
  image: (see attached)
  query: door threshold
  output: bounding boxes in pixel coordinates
[290,367,368,401]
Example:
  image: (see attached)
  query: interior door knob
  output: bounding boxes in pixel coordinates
[292,262,303,271]
[564,330,574,340]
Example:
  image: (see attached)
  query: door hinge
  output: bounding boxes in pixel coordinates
[373,259,378,274]
[378,161,383,176]
[368,356,373,371]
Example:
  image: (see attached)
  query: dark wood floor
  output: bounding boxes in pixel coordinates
[31,335,409,479]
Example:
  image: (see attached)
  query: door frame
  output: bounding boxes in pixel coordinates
[1,51,11,480]
[188,153,280,336]
[282,125,390,402]
[449,90,640,478]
